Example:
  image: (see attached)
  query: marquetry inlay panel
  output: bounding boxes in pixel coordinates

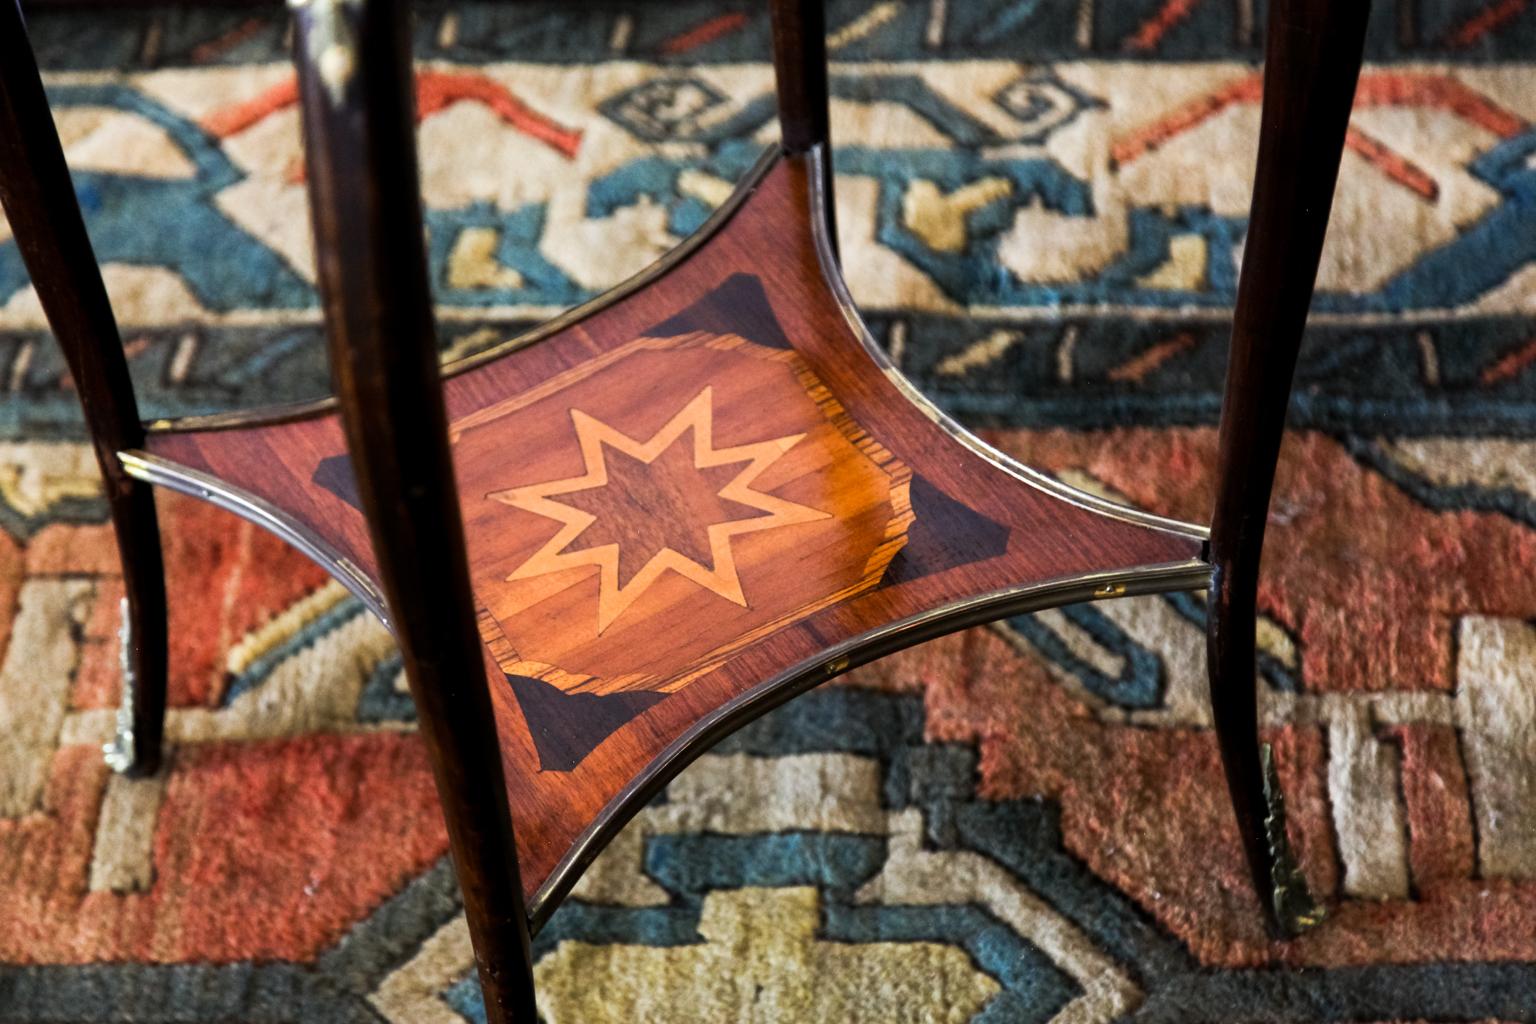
[454,328,912,764]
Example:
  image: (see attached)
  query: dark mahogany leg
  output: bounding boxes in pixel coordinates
[1208,0,1370,937]
[290,0,536,1019]
[769,0,837,259]
[0,0,168,777]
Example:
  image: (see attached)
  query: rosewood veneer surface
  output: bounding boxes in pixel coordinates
[135,150,1205,915]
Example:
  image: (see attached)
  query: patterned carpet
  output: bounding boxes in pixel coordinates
[3,1,1536,1020]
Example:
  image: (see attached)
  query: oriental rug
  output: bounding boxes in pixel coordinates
[3,1,1536,1020]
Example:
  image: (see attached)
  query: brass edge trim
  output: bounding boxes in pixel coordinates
[103,596,138,774]
[801,146,1210,545]
[143,395,340,435]
[528,555,1213,929]
[143,144,786,436]
[117,450,391,627]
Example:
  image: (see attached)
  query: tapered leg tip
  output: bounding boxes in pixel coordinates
[103,737,161,777]
[1261,742,1326,939]
[1270,874,1326,939]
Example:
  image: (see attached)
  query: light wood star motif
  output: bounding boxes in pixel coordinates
[488,387,829,633]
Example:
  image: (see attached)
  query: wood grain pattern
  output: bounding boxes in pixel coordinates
[460,331,909,692]
[139,148,1207,917]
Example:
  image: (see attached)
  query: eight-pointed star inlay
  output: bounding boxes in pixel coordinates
[488,387,830,633]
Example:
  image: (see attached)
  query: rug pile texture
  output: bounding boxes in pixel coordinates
[3,1,1536,1020]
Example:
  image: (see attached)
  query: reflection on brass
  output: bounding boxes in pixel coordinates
[291,0,364,108]
[118,451,390,627]
[102,597,137,775]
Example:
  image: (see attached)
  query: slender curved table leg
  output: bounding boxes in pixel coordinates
[1208,0,1371,937]
[0,0,168,777]
[291,0,536,1018]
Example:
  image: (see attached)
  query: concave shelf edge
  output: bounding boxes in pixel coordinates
[118,449,390,625]
[528,553,1211,927]
[800,144,1209,546]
